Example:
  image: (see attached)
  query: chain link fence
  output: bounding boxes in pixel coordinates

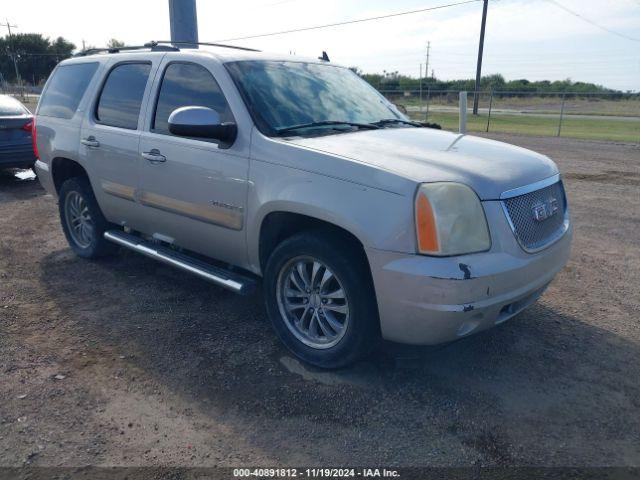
[2,61,639,144]
[383,89,640,143]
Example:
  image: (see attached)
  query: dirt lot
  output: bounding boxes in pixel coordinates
[1,134,639,469]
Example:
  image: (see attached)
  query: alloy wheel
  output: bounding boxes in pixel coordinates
[276,256,350,349]
[64,191,94,249]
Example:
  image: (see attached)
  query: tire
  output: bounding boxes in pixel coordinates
[58,176,117,259]
[264,231,380,369]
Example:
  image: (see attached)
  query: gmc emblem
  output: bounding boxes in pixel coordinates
[532,198,559,222]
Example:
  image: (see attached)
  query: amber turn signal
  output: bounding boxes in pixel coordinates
[415,191,439,254]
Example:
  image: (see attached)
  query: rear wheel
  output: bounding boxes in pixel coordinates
[58,177,117,258]
[264,231,379,368]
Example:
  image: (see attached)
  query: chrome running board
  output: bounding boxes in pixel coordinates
[104,230,256,295]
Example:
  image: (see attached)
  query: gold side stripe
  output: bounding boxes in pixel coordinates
[102,180,136,201]
[139,191,243,230]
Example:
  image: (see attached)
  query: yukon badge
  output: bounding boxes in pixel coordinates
[210,200,244,212]
[532,197,559,222]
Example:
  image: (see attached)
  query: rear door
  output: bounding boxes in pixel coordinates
[136,55,250,267]
[79,54,163,228]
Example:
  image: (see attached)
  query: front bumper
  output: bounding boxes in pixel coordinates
[366,200,572,345]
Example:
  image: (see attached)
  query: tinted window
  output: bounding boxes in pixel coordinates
[97,63,151,129]
[153,63,232,136]
[38,63,98,119]
[0,95,28,116]
[226,61,400,136]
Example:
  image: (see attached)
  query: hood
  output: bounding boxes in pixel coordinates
[286,128,558,200]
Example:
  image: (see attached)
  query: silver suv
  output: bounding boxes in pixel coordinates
[34,43,572,368]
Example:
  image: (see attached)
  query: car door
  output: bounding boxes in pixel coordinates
[137,58,250,267]
[80,55,162,227]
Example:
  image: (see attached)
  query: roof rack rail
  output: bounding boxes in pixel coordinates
[74,42,179,57]
[152,40,261,52]
[73,40,260,58]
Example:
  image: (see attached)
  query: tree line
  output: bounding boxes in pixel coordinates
[350,68,628,95]
[0,34,124,86]
[0,34,629,96]
[0,34,75,85]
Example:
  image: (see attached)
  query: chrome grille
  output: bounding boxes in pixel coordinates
[502,181,568,252]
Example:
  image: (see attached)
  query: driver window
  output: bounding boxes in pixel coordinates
[152,62,233,136]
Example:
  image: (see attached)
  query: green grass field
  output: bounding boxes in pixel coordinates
[395,95,640,117]
[410,111,640,143]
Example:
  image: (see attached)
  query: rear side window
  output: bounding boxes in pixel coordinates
[38,63,99,119]
[153,62,232,136]
[96,63,151,130]
[0,95,28,116]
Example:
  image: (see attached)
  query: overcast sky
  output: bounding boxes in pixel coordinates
[3,0,639,91]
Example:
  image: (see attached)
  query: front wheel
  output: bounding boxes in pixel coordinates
[264,231,379,369]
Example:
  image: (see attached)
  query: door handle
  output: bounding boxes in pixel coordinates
[81,136,100,148]
[142,149,167,164]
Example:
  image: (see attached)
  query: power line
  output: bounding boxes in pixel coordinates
[215,0,481,42]
[546,0,640,42]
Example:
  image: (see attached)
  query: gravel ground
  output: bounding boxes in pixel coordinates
[0,134,639,469]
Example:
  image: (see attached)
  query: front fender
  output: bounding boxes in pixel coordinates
[245,159,416,274]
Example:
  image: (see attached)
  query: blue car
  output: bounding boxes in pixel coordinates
[0,94,37,170]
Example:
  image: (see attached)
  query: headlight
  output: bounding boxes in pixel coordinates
[415,182,491,256]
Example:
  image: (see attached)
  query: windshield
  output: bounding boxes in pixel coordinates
[225,60,405,136]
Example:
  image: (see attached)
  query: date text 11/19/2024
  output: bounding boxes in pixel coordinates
[233,468,401,478]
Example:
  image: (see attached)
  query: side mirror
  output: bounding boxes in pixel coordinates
[168,106,237,145]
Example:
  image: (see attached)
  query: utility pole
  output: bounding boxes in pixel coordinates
[419,63,423,106]
[473,0,488,115]
[168,0,199,48]
[425,41,431,83]
[1,19,21,86]
[422,41,430,113]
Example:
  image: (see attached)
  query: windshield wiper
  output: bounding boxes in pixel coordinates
[373,118,423,128]
[275,120,379,136]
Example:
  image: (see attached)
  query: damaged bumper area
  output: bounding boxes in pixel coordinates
[366,201,572,345]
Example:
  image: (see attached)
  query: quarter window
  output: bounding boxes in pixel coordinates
[153,63,232,136]
[38,63,99,119]
[96,63,151,130]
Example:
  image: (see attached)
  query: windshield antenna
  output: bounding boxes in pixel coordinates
[318,51,330,62]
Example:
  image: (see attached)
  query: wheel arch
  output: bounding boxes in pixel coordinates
[256,206,372,276]
[51,157,90,194]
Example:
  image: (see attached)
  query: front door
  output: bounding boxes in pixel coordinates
[137,60,250,267]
